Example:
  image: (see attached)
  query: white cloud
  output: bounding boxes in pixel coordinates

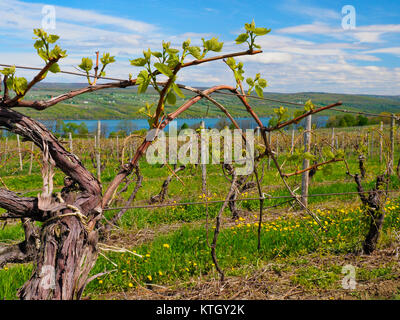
[366,47,400,56]
[238,52,293,64]
[0,0,399,95]
[277,22,400,44]
[279,1,341,21]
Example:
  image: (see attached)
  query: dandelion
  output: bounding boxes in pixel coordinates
[128,282,133,288]
[158,271,163,276]
[163,243,170,249]
[98,279,103,284]
[3,267,8,271]
[147,275,152,281]
[146,253,151,257]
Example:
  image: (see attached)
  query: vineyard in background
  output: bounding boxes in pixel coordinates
[1,119,400,300]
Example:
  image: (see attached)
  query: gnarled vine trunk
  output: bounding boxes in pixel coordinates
[0,107,102,299]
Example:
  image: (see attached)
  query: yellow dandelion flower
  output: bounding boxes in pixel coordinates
[163,243,170,249]
[128,282,133,288]
[147,275,152,281]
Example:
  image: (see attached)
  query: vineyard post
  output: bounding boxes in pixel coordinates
[331,127,335,153]
[200,120,207,195]
[380,121,383,163]
[16,134,23,171]
[291,128,294,154]
[367,132,370,159]
[116,135,119,163]
[276,134,279,157]
[371,131,374,157]
[69,132,73,153]
[301,114,312,206]
[255,126,260,139]
[267,131,271,169]
[389,114,395,174]
[3,137,7,162]
[28,142,34,175]
[96,120,101,181]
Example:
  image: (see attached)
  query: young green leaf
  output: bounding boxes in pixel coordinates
[304,99,314,112]
[151,51,162,58]
[78,57,93,72]
[47,34,60,44]
[253,27,271,36]
[188,46,201,59]
[246,78,254,87]
[0,66,16,76]
[255,85,263,98]
[49,63,60,73]
[130,58,147,67]
[182,39,191,50]
[303,152,316,161]
[172,82,185,99]
[166,91,176,105]
[258,78,267,88]
[235,33,249,44]
[154,62,173,77]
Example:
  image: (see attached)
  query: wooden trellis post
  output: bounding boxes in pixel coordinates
[380,121,383,164]
[29,142,34,175]
[116,135,120,163]
[389,114,395,174]
[301,115,312,207]
[17,134,23,171]
[267,132,271,169]
[291,128,295,154]
[3,137,7,162]
[69,132,73,153]
[331,127,335,153]
[276,134,279,157]
[96,120,101,181]
[370,131,374,157]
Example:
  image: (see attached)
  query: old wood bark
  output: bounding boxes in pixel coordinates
[0,107,102,299]
[354,174,387,254]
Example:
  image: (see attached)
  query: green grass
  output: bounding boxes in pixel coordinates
[1,130,400,299]
[0,264,33,300]
[291,265,341,289]
[81,199,400,297]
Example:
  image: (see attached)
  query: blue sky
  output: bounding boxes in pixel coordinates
[1,0,400,94]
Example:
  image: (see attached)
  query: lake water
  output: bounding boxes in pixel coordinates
[42,116,328,136]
